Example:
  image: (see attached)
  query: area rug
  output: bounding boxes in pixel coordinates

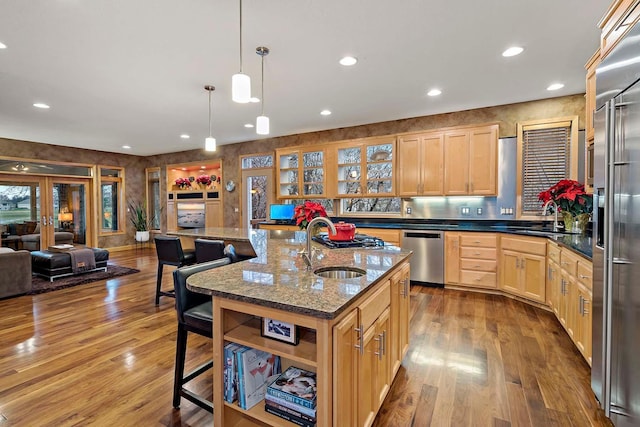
[29,265,140,294]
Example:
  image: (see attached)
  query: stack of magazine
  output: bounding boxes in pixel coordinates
[264,366,317,427]
[223,343,281,410]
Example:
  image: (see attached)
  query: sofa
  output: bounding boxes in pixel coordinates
[21,232,74,251]
[0,248,32,298]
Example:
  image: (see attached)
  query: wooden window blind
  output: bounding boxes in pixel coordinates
[516,116,578,218]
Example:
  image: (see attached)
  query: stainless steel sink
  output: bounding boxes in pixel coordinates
[314,266,366,279]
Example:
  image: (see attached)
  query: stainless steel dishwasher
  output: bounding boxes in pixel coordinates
[400,230,444,286]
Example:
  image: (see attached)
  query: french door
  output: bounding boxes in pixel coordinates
[0,174,92,250]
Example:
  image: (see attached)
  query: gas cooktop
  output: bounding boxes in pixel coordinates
[312,233,385,249]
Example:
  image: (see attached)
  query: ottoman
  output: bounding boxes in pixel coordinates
[31,248,110,282]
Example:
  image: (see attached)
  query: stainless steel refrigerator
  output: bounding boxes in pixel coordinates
[592,18,640,427]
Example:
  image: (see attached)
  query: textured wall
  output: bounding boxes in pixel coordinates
[0,139,147,248]
[1,94,585,240]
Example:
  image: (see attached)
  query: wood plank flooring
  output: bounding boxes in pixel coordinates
[0,249,611,426]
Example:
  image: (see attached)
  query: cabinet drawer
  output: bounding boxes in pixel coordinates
[460,270,497,288]
[460,258,496,272]
[459,233,496,248]
[547,242,561,264]
[577,260,593,291]
[460,247,496,260]
[500,236,546,256]
[560,250,579,277]
[359,280,390,331]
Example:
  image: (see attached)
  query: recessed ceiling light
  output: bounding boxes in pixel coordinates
[320,110,332,116]
[180,134,190,139]
[181,168,187,171]
[122,145,131,149]
[250,97,260,103]
[0,42,7,49]
[547,83,564,91]
[427,89,442,97]
[339,56,358,66]
[33,103,50,109]
[502,46,524,57]
[200,166,206,169]
[244,123,254,128]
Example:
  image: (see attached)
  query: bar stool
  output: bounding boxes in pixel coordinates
[172,257,232,412]
[154,235,196,305]
[194,239,225,263]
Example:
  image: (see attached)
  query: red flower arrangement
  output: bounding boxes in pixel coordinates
[294,201,328,230]
[195,174,212,186]
[538,179,593,216]
[175,177,191,189]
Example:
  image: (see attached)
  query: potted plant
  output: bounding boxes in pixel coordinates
[128,199,154,242]
[538,179,593,233]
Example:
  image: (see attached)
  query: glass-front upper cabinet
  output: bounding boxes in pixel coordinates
[276,148,325,198]
[335,136,396,197]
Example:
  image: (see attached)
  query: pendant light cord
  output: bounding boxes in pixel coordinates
[239,0,243,72]
[261,54,265,115]
[208,89,212,137]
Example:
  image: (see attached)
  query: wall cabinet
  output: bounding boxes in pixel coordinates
[599,0,640,58]
[444,125,498,196]
[499,235,546,303]
[585,50,599,194]
[276,147,326,199]
[397,132,443,196]
[445,232,497,289]
[330,136,396,198]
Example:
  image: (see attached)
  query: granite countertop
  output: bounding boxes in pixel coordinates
[182,228,412,320]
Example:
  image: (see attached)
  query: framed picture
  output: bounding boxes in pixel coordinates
[261,317,299,345]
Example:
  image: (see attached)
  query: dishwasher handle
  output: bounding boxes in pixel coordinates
[403,231,443,239]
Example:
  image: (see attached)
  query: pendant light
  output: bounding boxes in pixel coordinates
[204,85,217,151]
[256,46,270,135]
[232,0,251,103]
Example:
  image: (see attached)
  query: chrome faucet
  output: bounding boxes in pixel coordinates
[301,216,337,269]
[542,200,561,232]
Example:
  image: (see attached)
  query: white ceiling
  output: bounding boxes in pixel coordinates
[0,0,610,156]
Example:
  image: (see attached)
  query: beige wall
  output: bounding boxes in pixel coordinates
[1,94,585,244]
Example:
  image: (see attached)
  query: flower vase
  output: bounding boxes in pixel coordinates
[561,212,578,234]
[575,213,590,234]
[198,183,208,190]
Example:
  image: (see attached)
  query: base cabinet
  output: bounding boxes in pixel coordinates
[445,232,497,289]
[499,235,546,303]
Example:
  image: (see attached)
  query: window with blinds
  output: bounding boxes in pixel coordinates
[516,116,579,218]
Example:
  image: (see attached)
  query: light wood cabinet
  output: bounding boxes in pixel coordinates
[446,232,497,289]
[333,262,409,427]
[599,0,640,58]
[444,124,498,196]
[331,136,396,198]
[585,50,599,194]
[276,147,326,199]
[499,235,547,303]
[546,241,561,312]
[390,264,410,377]
[444,232,460,285]
[397,132,443,196]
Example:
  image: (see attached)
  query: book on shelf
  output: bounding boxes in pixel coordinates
[264,394,317,418]
[266,366,317,410]
[223,342,245,403]
[235,346,281,410]
[264,399,316,423]
[265,404,316,427]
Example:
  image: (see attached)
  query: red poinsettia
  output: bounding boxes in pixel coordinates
[174,177,191,189]
[538,179,593,216]
[294,201,328,229]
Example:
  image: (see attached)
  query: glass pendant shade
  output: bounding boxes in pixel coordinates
[232,73,251,103]
[205,137,217,152]
[256,115,269,135]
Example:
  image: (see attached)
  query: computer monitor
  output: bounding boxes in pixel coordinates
[269,204,295,224]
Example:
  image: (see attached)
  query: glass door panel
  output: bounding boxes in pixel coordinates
[242,170,273,229]
[52,181,88,245]
[0,176,42,250]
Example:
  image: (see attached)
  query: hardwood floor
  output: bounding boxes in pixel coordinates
[0,249,611,426]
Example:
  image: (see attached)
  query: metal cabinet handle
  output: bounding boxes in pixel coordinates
[516,258,520,268]
[42,216,47,227]
[583,298,590,315]
[49,216,54,226]
[354,324,364,355]
[474,240,481,244]
[579,274,591,280]
[561,279,566,295]
[579,295,584,316]
[374,334,382,360]
[381,330,386,356]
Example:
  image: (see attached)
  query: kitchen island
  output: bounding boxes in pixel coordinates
[178,228,412,426]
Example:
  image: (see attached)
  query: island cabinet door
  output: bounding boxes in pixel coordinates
[359,325,377,427]
[333,309,359,427]
[375,307,391,410]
